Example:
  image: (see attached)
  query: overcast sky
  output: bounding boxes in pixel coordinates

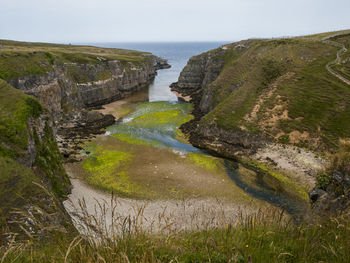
[1,0,349,43]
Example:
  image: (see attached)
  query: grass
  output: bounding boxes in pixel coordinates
[316,139,350,190]
[33,122,70,198]
[0,39,152,82]
[0,157,40,227]
[196,35,350,151]
[0,79,43,158]
[0,80,71,243]
[1,194,350,263]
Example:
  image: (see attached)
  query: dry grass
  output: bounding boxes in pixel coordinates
[1,182,350,262]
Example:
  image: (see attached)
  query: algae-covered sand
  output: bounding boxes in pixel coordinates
[73,100,257,203]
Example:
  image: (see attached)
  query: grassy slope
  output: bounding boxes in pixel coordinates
[200,33,350,151]
[2,212,350,262]
[0,79,43,158]
[330,33,350,80]
[0,80,70,239]
[0,39,151,81]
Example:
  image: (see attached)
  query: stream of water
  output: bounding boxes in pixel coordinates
[67,42,309,224]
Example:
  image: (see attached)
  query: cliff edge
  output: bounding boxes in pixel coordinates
[171,30,350,213]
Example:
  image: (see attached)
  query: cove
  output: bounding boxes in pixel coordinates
[64,43,310,227]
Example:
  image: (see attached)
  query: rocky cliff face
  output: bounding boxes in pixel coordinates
[172,33,350,214]
[0,80,73,244]
[171,45,270,157]
[0,41,170,242]
[171,35,350,157]
[6,51,169,161]
[9,56,167,122]
[171,48,225,114]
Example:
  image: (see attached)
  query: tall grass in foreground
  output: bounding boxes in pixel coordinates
[1,192,350,262]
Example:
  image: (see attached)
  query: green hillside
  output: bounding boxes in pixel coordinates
[192,30,350,151]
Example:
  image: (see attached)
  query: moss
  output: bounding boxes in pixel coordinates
[175,128,189,143]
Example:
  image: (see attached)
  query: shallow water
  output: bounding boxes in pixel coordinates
[72,42,309,220]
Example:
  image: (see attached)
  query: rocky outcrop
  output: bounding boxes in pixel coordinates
[171,48,225,114]
[171,46,269,157]
[180,119,270,159]
[8,54,169,161]
[57,111,115,162]
[0,44,170,242]
[0,80,73,244]
[309,170,350,215]
[309,139,350,214]
[9,56,169,122]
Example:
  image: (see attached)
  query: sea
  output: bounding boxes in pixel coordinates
[86,42,229,101]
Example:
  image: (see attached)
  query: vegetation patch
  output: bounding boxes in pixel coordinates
[82,146,143,197]
[126,101,193,131]
[33,122,70,198]
[247,160,309,201]
[113,133,160,147]
[187,152,219,172]
[0,79,43,158]
[317,139,350,190]
[0,157,40,226]
[2,211,350,262]
[0,51,53,80]
[196,37,350,151]
[0,39,152,82]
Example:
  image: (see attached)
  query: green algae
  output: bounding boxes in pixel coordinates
[246,160,309,201]
[82,146,143,196]
[113,133,160,147]
[187,153,220,172]
[133,109,182,124]
[175,128,191,144]
[113,133,149,146]
[82,147,132,177]
[125,102,194,132]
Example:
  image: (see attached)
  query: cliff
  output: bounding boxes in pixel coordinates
[0,40,169,121]
[0,40,169,242]
[172,31,350,155]
[171,30,350,213]
[0,79,72,244]
[0,40,169,161]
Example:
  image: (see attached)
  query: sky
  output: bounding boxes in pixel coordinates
[1,0,349,43]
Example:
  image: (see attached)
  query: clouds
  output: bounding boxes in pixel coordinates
[0,0,349,42]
